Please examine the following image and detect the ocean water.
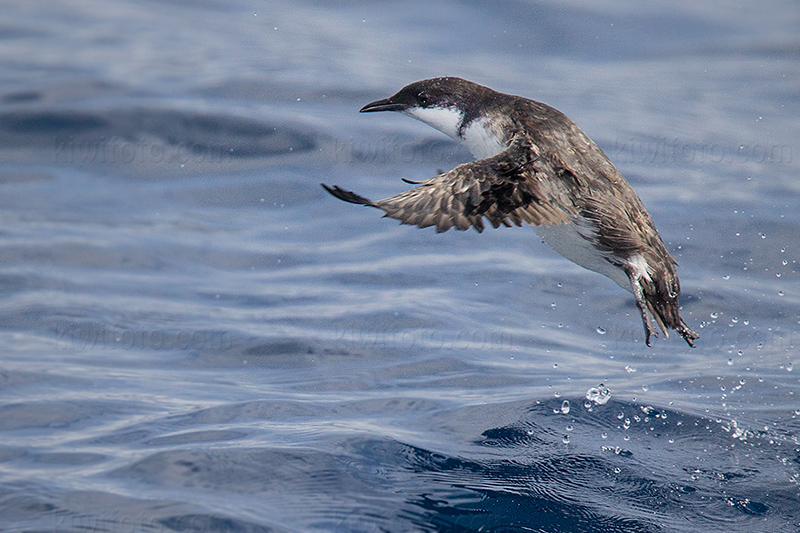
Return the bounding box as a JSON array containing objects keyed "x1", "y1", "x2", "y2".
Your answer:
[{"x1": 1, "y1": 1, "x2": 799, "y2": 531}]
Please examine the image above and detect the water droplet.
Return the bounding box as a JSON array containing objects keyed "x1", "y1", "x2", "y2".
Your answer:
[
  {"x1": 562, "y1": 435, "x2": 570, "y2": 444},
  {"x1": 550, "y1": 302, "x2": 557, "y2": 308},
  {"x1": 553, "y1": 363, "x2": 558, "y2": 369},
  {"x1": 788, "y1": 362, "x2": 794, "y2": 372},
  {"x1": 642, "y1": 384, "x2": 649, "y2": 392},
  {"x1": 566, "y1": 424, "x2": 573, "y2": 431},
  {"x1": 560, "y1": 400, "x2": 571, "y2": 414},
  {"x1": 778, "y1": 290, "x2": 785, "y2": 297},
  {"x1": 722, "y1": 275, "x2": 730, "y2": 280},
  {"x1": 727, "y1": 359, "x2": 733, "y2": 366},
  {"x1": 586, "y1": 385, "x2": 611, "y2": 405},
  {"x1": 710, "y1": 312, "x2": 719, "y2": 319},
  {"x1": 601, "y1": 432, "x2": 608, "y2": 439},
  {"x1": 625, "y1": 365, "x2": 637, "y2": 373},
  {"x1": 596, "y1": 327, "x2": 607, "y2": 335}
]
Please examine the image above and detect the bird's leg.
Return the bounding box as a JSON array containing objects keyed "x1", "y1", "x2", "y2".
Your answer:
[
  {"x1": 626, "y1": 271, "x2": 659, "y2": 347},
  {"x1": 676, "y1": 319, "x2": 699, "y2": 348}
]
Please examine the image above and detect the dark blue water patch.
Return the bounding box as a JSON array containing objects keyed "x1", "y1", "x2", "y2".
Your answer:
[
  {"x1": 243, "y1": 338, "x2": 319, "y2": 357},
  {"x1": 0, "y1": 108, "x2": 317, "y2": 160},
  {"x1": 339, "y1": 398, "x2": 798, "y2": 532},
  {"x1": 1, "y1": 110, "x2": 108, "y2": 135},
  {"x1": 1, "y1": 89, "x2": 42, "y2": 104}
]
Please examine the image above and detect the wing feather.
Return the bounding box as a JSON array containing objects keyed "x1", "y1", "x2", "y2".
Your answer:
[{"x1": 323, "y1": 137, "x2": 577, "y2": 234}]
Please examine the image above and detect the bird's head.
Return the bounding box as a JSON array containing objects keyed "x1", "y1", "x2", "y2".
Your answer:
[{"x1": 360, "y1": 77, "x2": 492, "y2": 140}]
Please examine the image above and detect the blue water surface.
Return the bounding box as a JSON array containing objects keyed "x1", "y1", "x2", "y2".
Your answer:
[{"x1": 1, "y1": 1, "x2": 799, "y2": 531}]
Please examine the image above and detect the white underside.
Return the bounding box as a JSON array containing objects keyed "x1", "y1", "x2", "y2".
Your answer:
[{"x1": 533, "y1": 222, "x2": 641, "y2": 292}]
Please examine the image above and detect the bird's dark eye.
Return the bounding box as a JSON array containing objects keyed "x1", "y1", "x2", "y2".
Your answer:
[{"x1": 418, "y1": 92, "x2": 429, "y2": 106}]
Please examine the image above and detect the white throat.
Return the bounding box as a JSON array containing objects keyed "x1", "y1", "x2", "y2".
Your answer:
[
  {"x1": 404, "y1": 107, "x2": 508, "y2": 160},
  {"x1": 403, "y1": 106, "x2": 463, "y2": 140}
]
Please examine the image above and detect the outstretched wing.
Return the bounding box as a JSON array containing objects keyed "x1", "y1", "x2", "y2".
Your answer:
[{"x1": 322, "y1": 138, "x2": 577, "y2": 233}]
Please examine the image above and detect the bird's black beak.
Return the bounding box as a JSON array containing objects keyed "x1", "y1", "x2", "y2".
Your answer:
[{"x1": 359, "y1": 97, "x2": 408, "y2": 113}]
